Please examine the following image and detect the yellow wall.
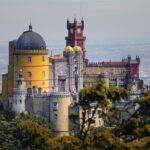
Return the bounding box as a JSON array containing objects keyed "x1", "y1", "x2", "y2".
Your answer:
[
  {"x1": 13, "y1": 50, "x2": 50, "y2": 92},
  {"x1": 1, "y1": 47, "x2": 51, "y2": 100}
]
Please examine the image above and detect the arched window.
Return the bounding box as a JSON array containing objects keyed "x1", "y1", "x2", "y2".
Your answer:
[
  {"x1": 54, "y1": 113, "x2": 58, "y2": 120},
  {"x1": 28, "y1": 72, "x2": 32, "y2": 77},
  {"x1": 15, "y1": 72, "x2": 19, "y2": 78},
  {"x1": 16, "y1": 55, "x2": 19, "y2": 64},
  {"x1": 42, "y1": 56, "x2": 45, "y2": 62},
  {"x1": 28, "y1": 56, "x2": 32, "y2": 63}
]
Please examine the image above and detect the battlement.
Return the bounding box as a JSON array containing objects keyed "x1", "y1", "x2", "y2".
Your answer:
[
  {"x1": 13, "y1": 49, "x2": 49, "y2": 55},
  {"x1": 9, "y1": 40, "x2": 17, "y2": 47},
  {"x1": 26, "y1": 87, "x2": 50, "y2": 97},
  {"x1": 87, "y1": 62, "x2": 103, "y2": 67},
  {"x1": 50, "y1": 91, "x2": 71, "y2": 98},
  {"x1": 87, "y1": 56, "x2": 140, "y2": 68},
  {"x1": 122, "y1": 55, "x2": 140, "y2": 65},
  {"x1": 67, "y1": 18, "x2": 84, "y2": 30}
]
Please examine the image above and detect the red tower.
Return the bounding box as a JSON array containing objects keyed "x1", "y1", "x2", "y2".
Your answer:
[{"x1": 65, "y1": 18, "x2": 86, "y2": 58}]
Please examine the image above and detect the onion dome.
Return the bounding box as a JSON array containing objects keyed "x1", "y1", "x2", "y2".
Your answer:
[
  {"x1": 16, "y1": 24, "x2": 46, "y2": 50},
  {"x1": 64, "y1": 46, "x2": 74, "y2": 53},
  {"x1": 73, "y1": 46, "x2": 82, "y2": 52}
]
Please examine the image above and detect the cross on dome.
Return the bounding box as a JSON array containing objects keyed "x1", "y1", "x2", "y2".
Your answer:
[{"x1": 29, "y1": 23, "x2": 32, "y2": 31}]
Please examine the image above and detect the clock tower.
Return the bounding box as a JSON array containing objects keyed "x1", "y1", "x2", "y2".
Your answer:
[{"x1": 65, "y1": 18, "x2": 86, "y2": 58}]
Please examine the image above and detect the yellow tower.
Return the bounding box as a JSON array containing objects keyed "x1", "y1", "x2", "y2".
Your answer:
[{"x1": 2, "y1": 24, "x2": 51, "y2": 99}]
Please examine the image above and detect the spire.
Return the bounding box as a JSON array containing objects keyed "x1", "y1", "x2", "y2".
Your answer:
[
  {"x1": 29, "y1": 21, "x2": 32, "y2": 31},
  {"x1": 74, "y1": 14, "x2": 77, "y2": 22},
  {"x1": 80, "y1": 6, "x2": 83, "y2": 19}
]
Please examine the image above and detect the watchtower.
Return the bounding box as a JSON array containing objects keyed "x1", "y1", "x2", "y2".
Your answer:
[{"x1": 65, "y1": 18, "x2": 86, "y2": 58}]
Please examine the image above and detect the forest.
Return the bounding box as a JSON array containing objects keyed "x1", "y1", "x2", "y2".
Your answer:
[{"x1": 0, "y1": 83, "x2": 150, "y2": 150}]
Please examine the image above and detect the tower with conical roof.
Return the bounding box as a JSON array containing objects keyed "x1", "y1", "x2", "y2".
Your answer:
[{"x1": 11, "y1": 72, "x2": 27, "y2": 114}]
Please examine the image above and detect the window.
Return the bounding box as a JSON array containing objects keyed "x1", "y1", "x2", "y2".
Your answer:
[
  {"x1": 28, "y1": 72, "x2": 32, "y2": 78},
  {"x1": 42, "y1": 56, "x2": 45, "y2": 62},
  {"x1": 53, "y1": 113, "x2": 58, "y2": 120},
  {"x1": 16, "y1": 55, "x2": 19, "y2": 64},
  {"x1": 52, "y1": 102, "x2": 58, "y2": 111},
  {"x1": 42, "y1": 71, "x2": 45, "y2": 78},
  {"x1": 15, "y1": 72, "x2": 19, "y2": 78},
  {"x1": 42, "y1": 81, "x2": 45, "y2": 85},
  {"x1": 28, "y1": 56, "x2": 32, "y2": 63},
  {"x1": 58, "y1": 79, "x2": 65, "y2": 92}
]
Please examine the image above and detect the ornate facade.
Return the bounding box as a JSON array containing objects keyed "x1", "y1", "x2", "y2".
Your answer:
[
  {"x1": 64, "y1": 18, "x2": 143, "y2": 91},
  {"x1": 84, "y1": 55, "x2": 143, "y2": 90},
  {"x1": 65, "y1": 18, "x2": 86, "y2": 59},
  {"x1": 52, "y1": 46, "x2": 83, "y2": 97},
  {"x1": 0, "y1": 18, "x2": 144, "y2": 136},
  {"x1": 2, "y1": 25, "x2": 50, "y2": 101}
]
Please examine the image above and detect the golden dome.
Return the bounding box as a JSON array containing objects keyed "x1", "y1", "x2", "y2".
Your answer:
[
  {"x1": 64, "y1": 46, "x2": 74, "y2": 53},
  {"x1": 73, "y1": 46, "x2": 82, "y2": 52}
]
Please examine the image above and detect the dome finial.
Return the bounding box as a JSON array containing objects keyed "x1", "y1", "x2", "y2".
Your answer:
[{"x1": 29, "y1": 21, "x2": 32, "y2": 31}]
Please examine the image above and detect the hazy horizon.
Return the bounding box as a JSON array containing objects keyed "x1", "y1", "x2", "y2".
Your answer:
[{"x1": 0, "y1": 0, "x2": 150, "y2": 45}]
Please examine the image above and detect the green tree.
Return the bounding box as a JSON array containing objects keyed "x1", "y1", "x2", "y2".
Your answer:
[
  {"x1": 11, "y1": 114, "x2": 54, "y2": 150},
  {"x1": 0, "y1": 113, "x2": 13, "y2": 149},
  {"x1": 78, "y1": 83, "x2": 127, "y2": 142}
]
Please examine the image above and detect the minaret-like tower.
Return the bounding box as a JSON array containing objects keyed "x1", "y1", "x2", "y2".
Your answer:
[
  {"x1": 10, "y1": 73, "x2": 27, "y2": 114},
  {"x1": 65, "y1": 18, "x2": 86, "y2": 58},
  {"x1": 63, "y1": 46, "x2": 83, "y2": 98}
]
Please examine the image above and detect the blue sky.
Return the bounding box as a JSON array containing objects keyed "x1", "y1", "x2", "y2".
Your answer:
[{"x1": 0, "y1": 0, "x2": 150, "y2": 46}]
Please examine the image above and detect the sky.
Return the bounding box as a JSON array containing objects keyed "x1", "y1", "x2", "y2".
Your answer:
[
  {"x1": 0, "y1": 0, "x2": 150, "y2": 46},
  {"x1": 0, "y1": 0, "x2": 150, "y2": 89}
]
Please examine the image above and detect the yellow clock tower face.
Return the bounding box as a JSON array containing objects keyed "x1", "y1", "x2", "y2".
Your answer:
[{"x1": 77, "y1": 28, "x2": 81, "y2": 34}]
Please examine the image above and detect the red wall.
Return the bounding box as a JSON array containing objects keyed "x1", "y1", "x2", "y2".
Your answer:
[{"x1": 130, "y1": 65, "x2": 139, "y2": 77}]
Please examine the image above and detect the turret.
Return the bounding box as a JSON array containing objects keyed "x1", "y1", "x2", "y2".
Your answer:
[
  {"x1": 127, "y1": 55, "x2": 131, "y2": 62},
  {"x1": 63, "y1": 46, "x2": 83, "y2": 94},
  {"x1": 10, "y1": 72, "x2": 27, "y2": 114},
  {"x1": 49, "y1": 92, "x2": 72, "y2": 136},
  {"x1": 81, "y1": 18, "x2": 84, "y2": 30},
  {"x1": 65, "y1": 18, "x2": 86, "y2": 58},
  {"x1": 136, "y1": 56, "x2": 140, "y2": 64}
]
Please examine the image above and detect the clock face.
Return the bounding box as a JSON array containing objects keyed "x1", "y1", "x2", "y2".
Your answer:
[
  {"x1": 70, "y1": 29, "x2": 74, "y2": 34},
  {"x1": 77, "y1": 28, "x2": 81, "y2": 34}
]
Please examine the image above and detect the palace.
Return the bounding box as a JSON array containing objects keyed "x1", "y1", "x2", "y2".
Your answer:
[{"x1": 0, "y1": 18, "x2": 144, "y2": 136}]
